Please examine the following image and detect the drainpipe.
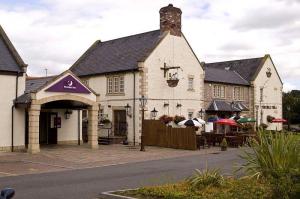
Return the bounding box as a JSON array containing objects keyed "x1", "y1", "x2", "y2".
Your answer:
[
  {"x1": 78, "y1": 110, "x2": 80, "y2": 145},
  {"x1": 11, "y1": 73, "x2": 19, "y2": 152},
  {"x1": 133, "y1": 72, "x2": 136, "y2": 146}
]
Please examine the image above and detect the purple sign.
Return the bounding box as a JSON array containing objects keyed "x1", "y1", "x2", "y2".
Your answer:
[{"x1": 46, "y1": 75, "x2": 91, "y2": 94}]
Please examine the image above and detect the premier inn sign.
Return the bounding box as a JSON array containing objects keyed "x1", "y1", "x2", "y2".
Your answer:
[{"x1": 46, "y1": 75, "x2": 91, "y2": 94}]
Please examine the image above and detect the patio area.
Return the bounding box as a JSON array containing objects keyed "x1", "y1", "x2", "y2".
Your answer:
[{"x1": 0, "y1": 144, "x2": 224, "y2": 177}]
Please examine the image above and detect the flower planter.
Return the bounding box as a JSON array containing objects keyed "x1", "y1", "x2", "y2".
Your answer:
[{"x1": 166, "y1": 79, "x2": 179, "y2": 87}]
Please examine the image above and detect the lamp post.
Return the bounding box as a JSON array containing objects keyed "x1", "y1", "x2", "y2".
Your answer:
[
  {"x1": 151, "y1": 108, "x2": 158, "y2": 120},
  {"x1": 287, "y1": 105, "x2": 291, "y2": 131},
  {"x1": 198, "y1": 108, "x2": 204, "y2": 119},
  {"x1": 255, "y1": 105, "x2": 259, "y2": 130},
  {"x1": 139, "y1": 95, "x2": 147, "y2": 152}
]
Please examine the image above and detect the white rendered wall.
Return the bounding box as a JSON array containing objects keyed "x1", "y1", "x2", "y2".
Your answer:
[
  {"x1": 0, "y1": 73, "x2": 26, "y2": 148},
  {"x1": 253, "y1": 57, "x2": 283, "y2": 130},
  {"x1": 52, "y1": 109, "x2": 82, "y2": 143},
  {"x1": 87, "y1": 72, "x2": 139, "y2": 143},
  {"x1": 85, "y1": 33, "x2": 205, "y2": 143},
  {"x1": 144, "y1": 33, "x2": 205, "y2": 120}
]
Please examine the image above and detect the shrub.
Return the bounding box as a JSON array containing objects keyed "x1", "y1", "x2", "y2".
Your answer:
[
  {"x1": 267, "y1": 115, "x2": 275, "y2": 123},
  {"x1": 239, "y1": 131, "x2": 300, "y2": 198},
  {"x1": 100, "y1": 118, "x2": 111, "y2": 124},
  {"x1": 122, "y1": 178, "x2": 273, "y2": 199},
  {"x1": 220, "y1": 138, "x2": 227, "y2": 151},
  {"x1": 242, "y1": 123, "x2": 253, "y2": 131},
  {"x1": 187, "y1": 168, "x2": 224, "y2": 189},
  {"x1": 159, "y1": 115, "x2": 173, "y2": 124},
  {"x1": 173, "y1": 115, "x2": 186, "y2": 124},
  {"x1": 259, "y1": 123, "x2": 268, "y2": 129}
]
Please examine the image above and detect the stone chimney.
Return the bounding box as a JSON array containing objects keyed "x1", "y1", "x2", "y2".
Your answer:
[{"x1": 159, "y1": 4, "x2": 182, "y2": 36}]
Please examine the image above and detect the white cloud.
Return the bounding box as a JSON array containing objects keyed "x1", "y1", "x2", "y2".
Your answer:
[{"x1": 0, "y1": 0, "x2": 299, "y2": 90}]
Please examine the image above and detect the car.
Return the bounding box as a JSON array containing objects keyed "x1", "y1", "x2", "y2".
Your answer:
[{"x1": 0, "y1": 188, "x2": 15, "y2": 199}]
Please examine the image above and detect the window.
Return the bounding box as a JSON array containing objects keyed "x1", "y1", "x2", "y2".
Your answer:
[
  {"x1": 233, "y1": 87, "x2": 244, "y2": 100},
  {"x1": 188, "y1": 77, "x2": 194, "y2": 90},
  {"x1": 213, "y1": 85, "x2": 225, "y2": 98},
  {"x1": 108, "y1": 78, "x2": 113, "y2": 93},
  {"x1": 119, "y1": 76, "x2": 124, "y2": 93},
  {"x1": 107, "y1": 75, "x2": 125, "y2": 94},
  {"x1": 188, "y1": 112, "x2": 193, "y2": 119},
  {"x1": 260, "y1": 88, "x2": 264, "y2": 102},
  {"x1": 82, "y1": 79, "x2": 89, "y2": 86},
  {"x1": 114, "y1": 77, "x2": 119, "y2": 93}
]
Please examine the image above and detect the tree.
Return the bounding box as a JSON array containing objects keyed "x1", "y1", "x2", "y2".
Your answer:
[{"x1": 283, "y1": 90, "x2": 300, "y2": 129}]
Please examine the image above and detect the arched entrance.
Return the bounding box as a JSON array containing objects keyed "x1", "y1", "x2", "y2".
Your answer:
[
  {"x1": 27, "y1": 95, "x2": 99, "y2": 153},
  {"x1": 15, "y1": 71, "x2": 100, "y2": 153}
]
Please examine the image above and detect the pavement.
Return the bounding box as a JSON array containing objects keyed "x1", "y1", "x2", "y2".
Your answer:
[
  {"x1": 0, "y1": 144, "x2": 222, "y2": 177},
  {"x1": 0, "y1": 147, "x2": 243, "y2": 199}
]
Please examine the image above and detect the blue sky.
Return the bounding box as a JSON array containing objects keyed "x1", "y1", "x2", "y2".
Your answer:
[{"x1": 0, "y1": 0, "x2": 299, "y2": 91}]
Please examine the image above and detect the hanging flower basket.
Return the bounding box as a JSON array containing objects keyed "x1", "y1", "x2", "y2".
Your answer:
[{"x1": 167, "y1": 79, "x2": 179, "y2": 87}]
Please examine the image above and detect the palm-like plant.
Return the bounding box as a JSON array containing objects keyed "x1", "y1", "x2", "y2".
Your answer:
[
  {"x1": 240, "y1": 131, "x2": 299, "y2": 179},
  {"x1": 239, "y1": 131, "x2": 300, "y2": 198},
  {"x1": 187, "y1": 168, "x2": 224, "y2": 189}
]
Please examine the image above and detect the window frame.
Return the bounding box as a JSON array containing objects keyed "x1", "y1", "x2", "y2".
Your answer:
[
  {"x1": 213, "y1": 84, "x2": 226, "y2": 99},
  {"x1": 233, "y1": 86, "x2": 244, "y2": 101},
  {"x1": 107, "y1": 75, "x2": 125, "y2": 95},
  {"x1": 188, "y1": 76, "x2": 194, "y2": 91}
]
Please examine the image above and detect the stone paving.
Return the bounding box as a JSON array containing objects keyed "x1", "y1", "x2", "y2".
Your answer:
[{"x1": 0, "y1": 144, "x2": 224, "y2": 177}]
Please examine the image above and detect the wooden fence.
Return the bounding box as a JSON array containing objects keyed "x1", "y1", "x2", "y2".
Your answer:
[{"x1": 143, "y1": 120, "x2": 197, "y2": 150}]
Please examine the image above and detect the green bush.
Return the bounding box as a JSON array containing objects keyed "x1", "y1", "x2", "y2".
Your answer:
[
  {"x1": 122, "y1": 178, "x2": 272, "y2": 199},
  {"x1": 239, "y1": 130, "x2": 300, "y2": 198},
  {"x1": 187, "y1": 168, "x2": 224, "y2": 190}
]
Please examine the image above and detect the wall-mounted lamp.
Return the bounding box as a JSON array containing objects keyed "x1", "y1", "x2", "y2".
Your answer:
[
  {"x1": 163, "y1": 102, "x2": 169, "y2": 107},
  {"x1": 151, "y1": 108, "x2": 158, "y2": 120},
  {"x1": 198, "y1": 108, "x2": 205, "y2": 119},
  {"x1": 176, "y1": 103, "x2": 182, "y2": 108},
  {"x1": 124, "y1": 103, "x2": 132, "y2": 118},
  {"x1": 65, "y1": 109, "x2": 73, "y2": 119}
]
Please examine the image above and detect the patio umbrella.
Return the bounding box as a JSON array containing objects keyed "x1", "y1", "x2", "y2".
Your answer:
[
  {"x1": 272, "y1": 118, "x2": 287, "y2": 131},
  {"x1": 193, "y1": 118, "x2": 206, "y2": 124},
  {"x1": 207, "y1": 117, "x2": 219, "y2": 122},
  {"x1": 272, "y1": 118, "x2": 287, "y2": 123},
  {"x1": 230, "y1": 115, "x2": 243, "y2": 121},
  {"x1": 215, "y1": 119, "x2": 237, "y2": 135},
  {"x1": 237, "y1": 117, "x2": 256, "y2": 123},
  {"x1": 215, "y1": 119, "x2": 237, "y2": 126},
  {"x1": 178, "y1": 119, "x2": 202, "y2": 127}
]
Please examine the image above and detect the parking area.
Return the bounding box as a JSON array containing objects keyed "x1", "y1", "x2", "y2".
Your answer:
[{"x1": 0, "y1": 144, "x2": 223, "y2": 177}]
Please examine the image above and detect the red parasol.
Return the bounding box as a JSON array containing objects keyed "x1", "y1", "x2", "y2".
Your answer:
[
  {"x1": 272, "y1": 118, "x2": 287, "y2": 123},
  {"x1": 215, "y1": 119, "x2": 237, "y2": 126}
]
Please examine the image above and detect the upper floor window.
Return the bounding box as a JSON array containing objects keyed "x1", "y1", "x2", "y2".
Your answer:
[
  {"x1": 260, "y1": 88, "x2": 264, "y2": 102},
  {"x1": 188, "y1": 77, "x2": 194, "y2": 90},
  {"x1": 213, "y1": 85, "x2": 225, "y2": 98},
  {"x1": 82, "y1": 79, "x2": 89, "y2": 86},
  {"x1": 107, "y1": 75, "x2": 125, "y2": 94},
  {"x1": 233, "y1": 87, "x2": 244, "y2": 100}
]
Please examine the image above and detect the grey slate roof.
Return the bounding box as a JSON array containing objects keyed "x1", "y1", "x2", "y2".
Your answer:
[
  {"x1": 25, "y1": 76, "x2": 55, "y2": 93},
  {"x1": 0, "y1": 25, "x2": 26, "y2": 73},
  {"x1": 70, "y1": 30, "x2": 164, "y2": 76},
  {"x1": 206, "y1": 100, "x2": 248, "y2": 112},
  {"x1": 204, "y1": 67, "x2": 249, "y2": 85},
  {"x1": 15, "y1": 76, "x2": 55, "y2": 104},
  {"x1": 204, "y1": 57, "x2": 265, "y2": 83}
]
